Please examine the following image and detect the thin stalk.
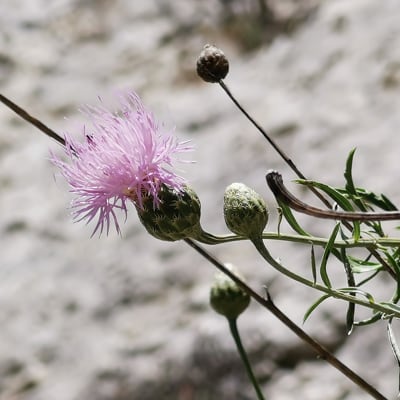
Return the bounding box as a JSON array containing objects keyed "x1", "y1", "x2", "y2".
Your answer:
[
  {"x1": 0, "y1": 93, "x2": 65, "y2": 146},
  {"x1": 196, "y1": 230, "x2": 400, "y2": 249},
  {"x1": 218, "y1": 80, "x2": 330, "y2": 208},
  {"x1": 250, "y1": 237, "x2": 400, "y2": 318},
  {"x1": 184, "y1": 238, "x2": 387, "y2": 400},
  {"x1": 228, "y1": 318, "x2": 265, "y2": 400}
]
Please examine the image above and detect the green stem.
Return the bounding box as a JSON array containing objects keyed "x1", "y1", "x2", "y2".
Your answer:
[
  {"x1": 228, "y1": 318, "x2": 266, "y2": 400},
  {"x1": 196, "y1": 229, "x2": 400, "y2": 249},
  {"x1": 251, "y1": 237, "x2": 400, "y2": 319}
]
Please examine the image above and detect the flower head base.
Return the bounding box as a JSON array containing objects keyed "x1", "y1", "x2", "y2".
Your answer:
[
  {"x1": 135, "y1": 184, "x2": 202, "y2": 241},
  {"x1": 51, "y1": 91, "x2": 192, "y2": 235}
]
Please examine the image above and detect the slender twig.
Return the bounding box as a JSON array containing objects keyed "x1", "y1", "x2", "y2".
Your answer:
[
  {"x1": 218, "y1": 80, "x2": 331, "y2": 208},
  {"x1": 0, "y1": 93, "x2": 65, "y2": 146},
  {"x1": 228, "y1": 318, "x2": 266, "y2": 400},
  {"x1": 184, "y1": 238, "x2": 388, "y2": 400}
]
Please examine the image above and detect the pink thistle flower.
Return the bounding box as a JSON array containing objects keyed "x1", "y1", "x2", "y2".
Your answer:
[{"x1": 51, "y1": 91, "x2": 192, "y2": 236}]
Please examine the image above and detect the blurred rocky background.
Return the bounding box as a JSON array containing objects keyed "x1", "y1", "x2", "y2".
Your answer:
[{"x1": 1, "y1": 0, "x2": 400, "y2": 399}]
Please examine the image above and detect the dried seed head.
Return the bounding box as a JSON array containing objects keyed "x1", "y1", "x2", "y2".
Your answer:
[{"x1": 196, "y1": 44, "x2": 229, "y2": 83}]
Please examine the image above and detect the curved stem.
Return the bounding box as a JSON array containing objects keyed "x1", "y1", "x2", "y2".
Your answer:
[
  {"x1": 251, "y1": 237, "x2": 400, "y2": 318},
  {"x1": 184, "y1": 238, "x2": 387, "y2": 400},
  {"x1": 228, "y1": 318, "x2": 266, "y2": 400},
  {"x1": 267, "y1": 170, "x2": 400, "y2": 221}
]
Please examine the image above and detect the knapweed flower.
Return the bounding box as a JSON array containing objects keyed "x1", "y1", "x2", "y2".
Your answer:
[{"x1": 51, "y1": 91, "x2": 192, "y2": 236}]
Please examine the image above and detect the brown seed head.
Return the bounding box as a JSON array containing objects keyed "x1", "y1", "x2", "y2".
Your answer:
[{"x1": 196, "y1": 44, "x2": 229, "y2": 83}]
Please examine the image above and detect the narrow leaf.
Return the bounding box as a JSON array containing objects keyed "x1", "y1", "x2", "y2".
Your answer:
[
  {"x1": 354, "y1": 313, "x2": 382, "y2": 327},
  {"x1": 387, "y1": 319, "x2": 400, "y2": 395},
  {"x1": 296, "y1": 179, "x2": 355, "y2": 212},
  {"x1": 278, "y1": 201, "x2": 310, "y2": 237},
  {"x1": 341, "y1": 188, "x2": 399, "y2": 211},
  {"x1": 343, "y1": 148, "x2": 372, "y2": 213},
  {"x1": 303, "y1": 294, "x2": 330, "y2": 323},
  {"x1": 311, "y1": 245, "x2": 317, "y2": 284},
  {"x1": 386, "y1": 252, "x2": 400, "y2": 294},
  {"x1": 346, "y1": 255, "x2": 382, "y2": 273},
  {"x1": 380, "y1": 302, "x2": 400, "y2": 314},
  {"x1": 381, "y1": 193, "x2": 398, "y2": 211},
  {"x1": 344, "y1": 148, "x2": 357, "y2": 196},
  {"x1": 338, "y1": 287, "x2": 375, "y2": 303},
  {"x1": 342, "y1": 248, "x2": 355, "y2": 335},
  {"x1": 352, "y1": 220, "x2": 361, "y2": 242},
  {"x1": 320, "y1": 223, "x2": 341, "y2": 288}
]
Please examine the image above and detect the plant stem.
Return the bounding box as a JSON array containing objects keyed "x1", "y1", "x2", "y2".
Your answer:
[
  {"x1": 184, "y1": 238, "x2": 387, "y2": 400},
  {"x1": 0, "y1": 93, "x2": 65, "y2": 146},
  {"x1": 251, "y1": 237, "x2": 399, "y2": 318},
  {"x1": 197, "y1": 230, "x2": 400, "y2": 249},
  {"x1": 228, "y1": 318, "x2": 266, "y2": 400},
  {"x1": 218, "y1": 80, "x2": 331, "y2": 208}
]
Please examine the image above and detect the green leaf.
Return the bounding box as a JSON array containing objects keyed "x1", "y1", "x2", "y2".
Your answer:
[
  {"x1": 343, "y1": 148, "x2": 373, "y2": 214},
  {"x1": 303, "y1": 294, "x2": 330, "y2": 323},
  {"x1": 352, "y1": 220, "x2": 361, "y2": 242},
  {"x1": 385, "y1": 252, "x2": 400, "y2": 293},
  {"x1": 295, "y1": 179, "x2": 361, "y2": 241},
  {"x1": 277, "y1": 201, "x2": 310, "y2": 237},
  {"x1": 344, "y1": 188, "x2": 399, "y2": 211},
  {"x1": 295, "y1": 179, "x2": 355, "y2": 212},
  {"x1": 346, "y1": 299, "x2": 355, "y2": 335},
  {"x1": 320, "y1": 223, "x2": 340, "y2": 288},
  {"x1": 311, "y1": 245, "x2": 316, "y2": 285},
  {"x1": 342, "y1": 249, "x2": 355, "y2": 335},
  {"x1": 338, "y1": 287, "x2": 375, "y2": 303},
  {"x1": 344, "y1": 148, "x2": 358, "y2": 196},
  {"x1": 381, "y1": 193, "x2": 398, "y2": 211},
  {"x1": 346, "y1": 255, "x2": 382, "y2": 273},
  {"x1": 387, "y1": 318, "x2": 400, "y2": 395},
  {"x1": 354, "y1": 313, "x2": 382, "y2": 326},
  {"x1": 357, "y1": 269, "x2": 380, "y2": 286},
  {"x1": 380, "y1": 302, "x2": 400, "y2": 314}
]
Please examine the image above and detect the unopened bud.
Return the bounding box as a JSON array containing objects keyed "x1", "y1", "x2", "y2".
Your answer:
[
  {"x1": 136, "y1": 184, "x2": 202, "y2": 241},
  {"x1": 196, "y1": 44, "x2": 229, "y2": 83},
  {"x1": 224, "y1": 183, "x2": 268, "y2": 239},
  {"x1": 210, "y1": 263, "x2": 250, "y2": 320}
]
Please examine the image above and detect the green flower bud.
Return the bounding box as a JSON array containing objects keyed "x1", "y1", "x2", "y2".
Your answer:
[
  {"x1": 136, "y1": 184, "x2": 203, "y2": 241},
  {"x1": 210, "y1": 263, "x2": 250, "y2": 320},
  {"x1": 224, "y1": 183, "x2": 268, "y2": 239}
]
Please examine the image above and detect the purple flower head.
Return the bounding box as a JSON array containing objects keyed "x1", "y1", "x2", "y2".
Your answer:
[{"x1": 51, "y1": 91, "x2": 192, "y2": 236}]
